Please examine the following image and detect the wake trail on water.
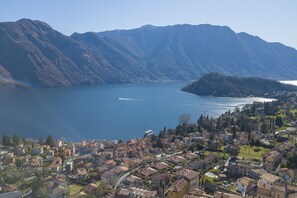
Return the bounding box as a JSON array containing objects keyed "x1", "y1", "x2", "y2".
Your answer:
[{"x1": 117, "y1": 97, "x2": 142, "y2": 101}]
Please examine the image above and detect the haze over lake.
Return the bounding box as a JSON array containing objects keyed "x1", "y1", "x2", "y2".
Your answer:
[{"x1": 0, "y1": 82, "x2": 273, "y2": 141}]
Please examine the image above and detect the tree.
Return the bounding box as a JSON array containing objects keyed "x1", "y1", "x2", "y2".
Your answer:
[
  {"x1": 45, "y1": 135, "x2": 55, "y2": 147},
  {"x1": 275, "y1": 116, "x2": 283, "y2": 128},
  {"x1": 197, "y1": 114, "x2": 204, "y2": 127},
  {"x1": 88, "y1": 182, "x2": 110, "y2": 197},
  {"x1": 16, "y1": 158, "x2": 22, "y2": 168},
  {"x1": 2, "y1": 135, "x2": 10, "y2": 146},
  {"x1": 255, "y1": 139, "x2": 261, "y2": 147},
  {"x1": 31, "y1": 173, "x2": 46, "y2": 197},
  {"x1": 12, "y1": 134, "x2": 20, "y2": 145},
  {"x1": 228, "y1": 146, "x2": 240, "y2": 157},
  {"x1": 260, "y1": 122, "x2": 268, "y2": 133},
  {"x1": 179, "y1": 114, "x2": 190, "y2": 126},
  {"x1": 231, "y1": 118, "x2": 236, "y2": 140}
]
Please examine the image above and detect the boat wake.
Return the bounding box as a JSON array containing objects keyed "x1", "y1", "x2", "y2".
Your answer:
[{"x1": 117, "y1": 97, "x2": 140, "y2": 101}]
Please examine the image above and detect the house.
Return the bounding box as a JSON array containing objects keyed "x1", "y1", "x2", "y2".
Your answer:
[
  {"x1": 102, "y1": 171, "x2": 117, "y2": 185},
  {"x1": 151, "y1": 161, "x2": 169, "y2": 171},
  {"x1": 236, "y1": 177, "x2": 257, "y2": 195},
  {"x1": 84, "y1": 183, "x2": 97, "y2": 193},
  {"x1": 151, "y1": 173, "x2": 171, "y2": 194},
  {"x1": 30, "y1": 157, "x2": 43, "y2": 167},
  {"x1": 122, "y1": 158, "x2": 141, "y2": 169},
  {"x1": 245, "y1": 183, "x2": 297, "y2": 198},
  {"x1": 250, "y1": 168, "x2": 267, "y2": 179},
  {"x1": 75, "y1": 168, "x2": 88, "y2": 181},
  {"x1": 0, "y1": 191, "x2": 22, "y2": 198},
  {"x1": 32, "y1": 147, "x2": 43, "y2": 155},
  {"x1": 48, "y1": 157, "x2": 63, "y2": 173},
  {"x1": 65, "y1": 161, "x2": 74, "y2": 172},
  {"x1": 168, "y1": 155, "x2": 186, "y2": 165},
  {"x1": 124, "y1": 175, "x2": 143, "y2": 187},
  {"x1": 278, "y1": 168, "x2": 295, "y2": 183},
  {"x1": 3, "y1": 153, "x2": 15, "y2": 165},
  {"x1": 72, "y1": 191, "x2": 87, "y2": 198},
  {"x1": 105, "y1": 160, "x2": 117, "y2": 169},
  {"x1": 129, "y1": 187, "x2": 157, "y2": 198},
  {"x1": 167, "y1": 178, "x2": 190, "y2": 198},
  {"x1": 184, "y1": 137, "x2": 192, "y2": 144},
  {"x1": 48, "y1": 186, "x2": 65, "y2": 198},
  {"x1": 224, "y1": 133, "x2": 233, "y2": 143},
  {"x1": 1, "y1": 184, "x2": 16, "y2": 192},
  {"x1": 214, "y1": 191, "x2": 241, "y2": 198},
  {"x1": 183, "y1": 152, "x2": 199, "y2": 160},
  {"x1": 138, "y1": 167, "x2": 157, "y2": 177},
  {"x1": 115, "y1": 188, "x2": 129, "y2": 198},
  {"x1": 15, "y1": 147, "x2": 25, "y2": 156},
  {"x1": 263, "y1": 150, "x2": 282, "y2": 172},
  {"x1": 96, "y1": 166, "x2": 108, "y2": 177},
  {"x1": 176, "y1": 168, "x2": 199, "y2": 189},
  {"x1": 56, "y1": 140, "x2": 63, "y2": 147},
  {"x1": 258, "y1": 172, "x2": 281, "y2": 190},
  {"x1": 227, "y1": 161, "x2": 256, "y2": 178}
]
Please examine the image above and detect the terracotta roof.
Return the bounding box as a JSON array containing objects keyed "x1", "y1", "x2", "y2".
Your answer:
[
  {"x1": 139, "y1": 167, "x2": 157, "y2": 177},
  {"x1": 214, "y1": 191, "x2": 241, "y2": 198},
  {"x1": 260, "y1": 172, "x2": 280, "y2": 183},
  {"x1": 251, "y1": 168, "x2": 267, "y2": 175},
  {"x1": 151, "y1": 172, "x2": 170, "y2": 182},
  {"x1": 126, "y1": 175, "x2": 143, "y2": 183},
  {"x1": 168, "y1": 178, "x2": 189, "y2": 192},
  {"x1": 116, "y1": 188, "x2": 129, "y2": 196},
  {"x1": 168, "y1": 155, "x2": 186, "y2": 164},
  {"x1": 176, "y1": 168, "x2": 199, "y2": 181},
  {"x1": 237, "y1": 177, "x2": 257, "y2": 187},
  {"x1": 279, "y1": 168, "x2": 295, "y2": 177},
  {"x1": 152, "y1": 161, "x2": 169, "y2": 170},
  {"x1": 184, "y1": 152, "x2": 199, "y2": 160},
  {"x1": 265, "y1": 150, "x2": 281, "y2": 162}
]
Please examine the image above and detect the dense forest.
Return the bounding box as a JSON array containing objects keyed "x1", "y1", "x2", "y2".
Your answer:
[{"x1": 182, "y1": 73, "x2": 297, "y2": 97}]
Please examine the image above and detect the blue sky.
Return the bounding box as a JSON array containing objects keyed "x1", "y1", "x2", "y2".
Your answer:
[{"x1": 1, "y1": 0, "x2": 297, "y2": 48}]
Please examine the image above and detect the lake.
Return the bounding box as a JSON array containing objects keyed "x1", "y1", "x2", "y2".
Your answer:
[{"x1": 0, "y1": 82, "x2": 273, "y2": 141}]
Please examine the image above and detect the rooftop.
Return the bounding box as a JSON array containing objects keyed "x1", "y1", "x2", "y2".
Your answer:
[{"x1": 168, "y1": 178, "x2": 189, "y2": 192}]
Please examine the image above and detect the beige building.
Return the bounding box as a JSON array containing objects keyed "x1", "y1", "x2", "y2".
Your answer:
[
  {"x1": 167, "y1": 178, "x2": 190, "y2": 198},
  {"x1": 176, "y1": 168, "x2": 199, "y2": 189}
]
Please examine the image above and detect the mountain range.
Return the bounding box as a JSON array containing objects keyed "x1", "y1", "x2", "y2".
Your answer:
[{"x1": 0, "y1": 19, "x2": 297, "y2": 87}]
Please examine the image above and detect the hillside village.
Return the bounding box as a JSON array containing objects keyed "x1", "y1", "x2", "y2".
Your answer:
[{"x1": 2, "y1": 93, "x2": 297, "y2": 197}]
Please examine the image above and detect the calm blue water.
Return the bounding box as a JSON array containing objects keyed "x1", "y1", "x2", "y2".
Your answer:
[{"x1": 0, "y1": 82, "x2": 272, "y2": 141}]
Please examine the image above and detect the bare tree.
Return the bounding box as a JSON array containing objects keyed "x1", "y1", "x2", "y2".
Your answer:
[{"x1": 179, "y1": 114, "x2": 190, "y2": 126}]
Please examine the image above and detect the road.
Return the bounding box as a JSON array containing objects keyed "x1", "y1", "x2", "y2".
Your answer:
[{"x1": 114, "y1": 171, "x2": 131, "y2": 190}]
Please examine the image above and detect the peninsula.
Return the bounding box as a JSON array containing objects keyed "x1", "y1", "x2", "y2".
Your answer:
[{"x1": 182, "y1": 73, "x2": 297, "y2": 98}]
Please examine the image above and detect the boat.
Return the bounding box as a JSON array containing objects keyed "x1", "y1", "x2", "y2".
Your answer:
[{"x1": 144, "y1": 130, "x2": 154, "y2": 137}]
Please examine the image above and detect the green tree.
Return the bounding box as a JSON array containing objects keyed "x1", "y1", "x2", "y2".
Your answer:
[
  {"x1": 2, "y1": 134, "x2": 11, "y2": 146},
  {"x1": 260, "y1": 122, "x2": 268, "y2": 133},
  {"x1": 31, "y1": 173, "x2": 46, "y2": 197},
  {"x1": 12, "y1": 134, "x2": 20, "y2": 145},
  {"x1": 231, "y1": 118, "x2": 236, "y2": 140},
  {"x1": 45, "y1": 135, "x2": 55, "y2": 147},
  {"x1": 92, "y1": 182, "x2": 110, "y2": 197},
  {"x1": 16, "y1": 158, "x2": 22, "y2": 168},
  {"x1": 275, "y1": 116, "x2": 283, "y2": 128}
]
